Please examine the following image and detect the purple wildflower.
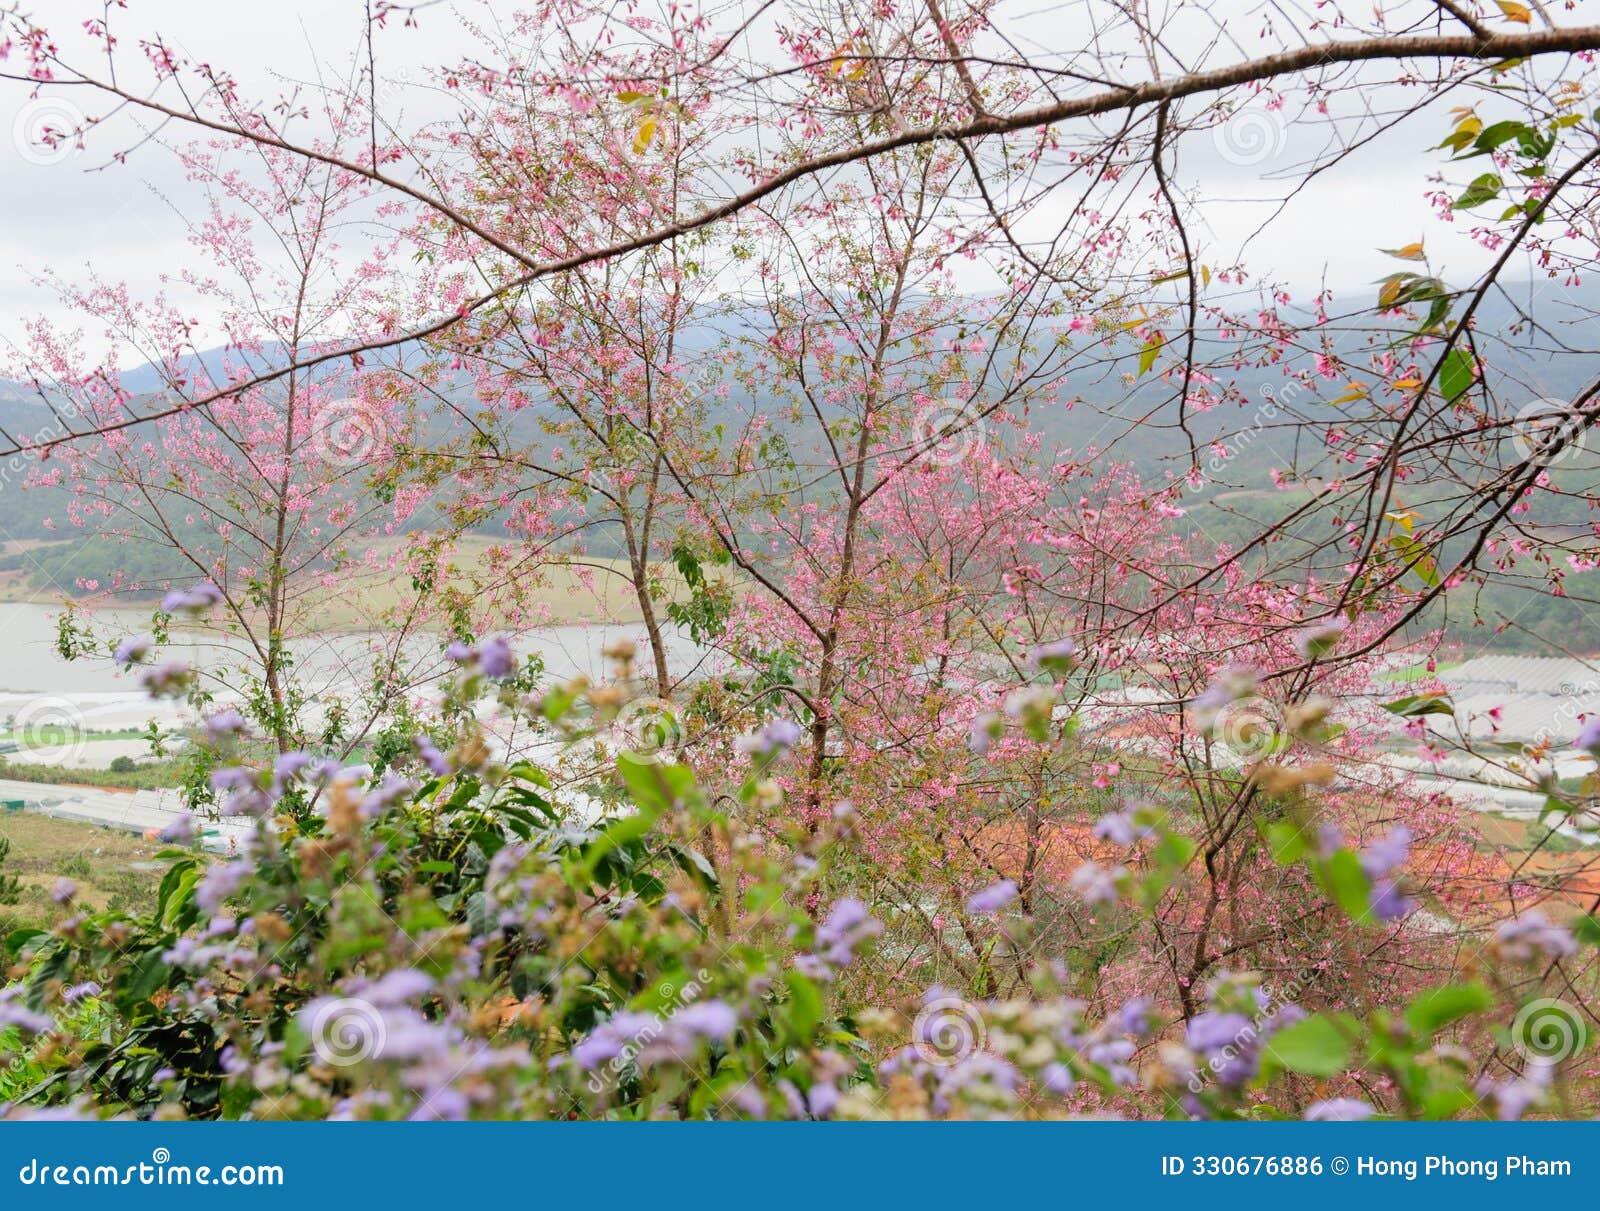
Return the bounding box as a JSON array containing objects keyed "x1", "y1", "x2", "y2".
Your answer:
[
  {"x1": 416, "y1": 736, "x2": 451, "y2": 777},
  {"x1": 966, "y1": 878, "x2": 1018, "y2": 915},
  {"x1": 1305, "y1": 1098, "x2": 1374, "y2": 1121},
  {"x1": 1067, "y1": 861, "x2": 1125, "y2": 905},
  {"x1": 1294, "y1": 617, "x2": 1347, "y2": 659},
  {"x1": 806, "y1": 1082, "x2": 839, "y2": 1119},
  {"x1": 478, "y1": 636, "x2": 516, "y2": 679},
  {"x1": 51, "y1": 877, "x2": 76, "y2": 905},
  {"x1": 570, "y1": 1011, "x2": 658, "y2": 1070},
  {"x1": 0, "y1": 999, "x2": 53, "y2": 1035},
  {"x1": 360, "y1": 773, "x2": 413, "y2": 820},
  {"x1": 810, "y1": 896, "x2": 883, "y2": 970},
  {"x1": 1026, "y1": 638, "x2": 1077, "y2": 672},
  {"x1": 1576, "y1": 716, "x2": 1600, "y2": 753},
  {"x1": 1192, "y1": 666, "x2": 1260, "y2": 722},
  {"x1": 205, "y1": 708, "x2": 247, "y2": 738},
  {"x1": 1041, "y1": 1061, "x2": 1075, "y2": 1094},
  {"x1": 1359, "y1": 824, "x2": 1412, "y2": 879},
  {"x1": 1094, "y1": 809, "x2": 1154, "y2": 847},
  {"x1": 736, "y1": 718, "x2": 804, "y2": 757},
  {"x1": 161, "y1": 582, "x2": 224, "y2": 612},
  {"x1": 274, "y1": 751, "x2": 314, "y2": 783},
  {"x1": 158, "y1": 812, "x2": 198, "y2": 844},
  {"x1": 1369, "y1": 879, "x2": 1414, "y2": 922},
  {"x1": 195, "y1": 857, "x2": 253, "y2": 913},
  {"x1": 1315, "y1": 821, "x2": 1344, "y2": 857},
  {"x1": 113, "y1": 635, "x2": 152, "y2": 666},
  {"x1": 140, "y1": 660, "x2": 195, "y2": 698},
  {"x1": 1476, "y1": 1060, "x2": 1553, "y2": 1121},
  {"x1": 672, "y1": 1000, "x2": 739, "y2": 1041},
  {"x1": 1115, "y1": 996, "x2": 1152, "y2": 1036},
  {"x1": 1186, "y1": 1011, "x2": 1256, "y2": 1087},
  {"x1": 362, "y1": 969, "x2": 435, "y2": 1005},
  {"x1": 967, "y1": 711, "x2": 1002, "y2": 756},
  {"x1": 1494, "y1": 911, "x2": 1577, "y2": 962}
]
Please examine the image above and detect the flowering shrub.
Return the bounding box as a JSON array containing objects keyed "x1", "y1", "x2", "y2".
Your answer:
[{"x1": 2, "y1": 652, "x2": 1593, "y2": 1122}]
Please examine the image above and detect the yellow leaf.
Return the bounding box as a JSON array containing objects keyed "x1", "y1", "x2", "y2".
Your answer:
[
  {"x1": 632, "y1": 116, "x2": 658, "y2": 155},
  {"x1": 1326, "y1": 383, "x2": 1370, "y2": 406},
  {"x1": 1455, "y1": 114, "x2": 1482, "y2": 138},
  {"x1": 1382, "y1": 242, "x2": 1426, "y2": 261},
  {"x1": 1201, "y1": 264, "x2": 1212, "y2": 287},
  {"x1": 1496, "y1": 0, "x2": 1532, "y2": 23},
  {"x1": 1391, "y1": 377, "x2": 1422, "y2": 390}
]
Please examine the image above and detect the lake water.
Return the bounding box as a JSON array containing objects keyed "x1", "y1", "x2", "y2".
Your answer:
[{"x1": 0, "y1": 601, "x2": 710, "y2": 734}]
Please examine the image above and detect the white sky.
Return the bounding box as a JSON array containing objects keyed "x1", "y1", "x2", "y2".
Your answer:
[{"x1": 0, "y1": 0, "x2": 1586, "y2": 362}]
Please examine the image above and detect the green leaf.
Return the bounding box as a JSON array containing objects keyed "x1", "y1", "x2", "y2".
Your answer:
[
  {"x1": 1573, "y1": 915, "x2": 1600, "y2": 947},
  {"x1": 120, "y1": 947, "x2": 171, "y2": 1006},
  {"x1": 1264, "y1": 821, "x2": 1308, "y2": 865},
  {"x1": 4, "y1": 927, "x2": 46, "y2": 956},
  {"x1": 1137, "y1": 334, "x2": 1162, "y2": 377},
  {"x1": 155, "y1": 858, "x2": 203, "y2": 930},
  {"x1": 617, "y1": 752, "x2": 696, "y2": 814},
  {"x1": 784, "y1": 970, "x2": 824, "y2": 1040},
  {"x1": 1438, "y1": 348, "x2": 1475, "y2": 403},
  {"x1": 1153, "y1": 831, "x2": 1197, "y2": 870},
  {"x1": 1379, "y1": 692, "x2": 1455, "y2": 719},
  {"x1": 1467, "y1": 120, "x2": 1532, "y2": 157},
  {"x1": 1267, "y1": 1014, "x2": 1352, "y2": 1076},
  {"x1": 1320, "y1": 849, "x2": 1372, "y2": 922},
  {"x1": 1454, "y1": 173, "x2": 1503, "y2": 210},
  {"x1": 1405, "y1": 982, "x2": 1493, "y2": 1037}
]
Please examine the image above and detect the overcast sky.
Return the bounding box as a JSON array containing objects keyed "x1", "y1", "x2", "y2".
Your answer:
[{"x1": 0, "y1": 0, "x2": 1576, "y2": 365}]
